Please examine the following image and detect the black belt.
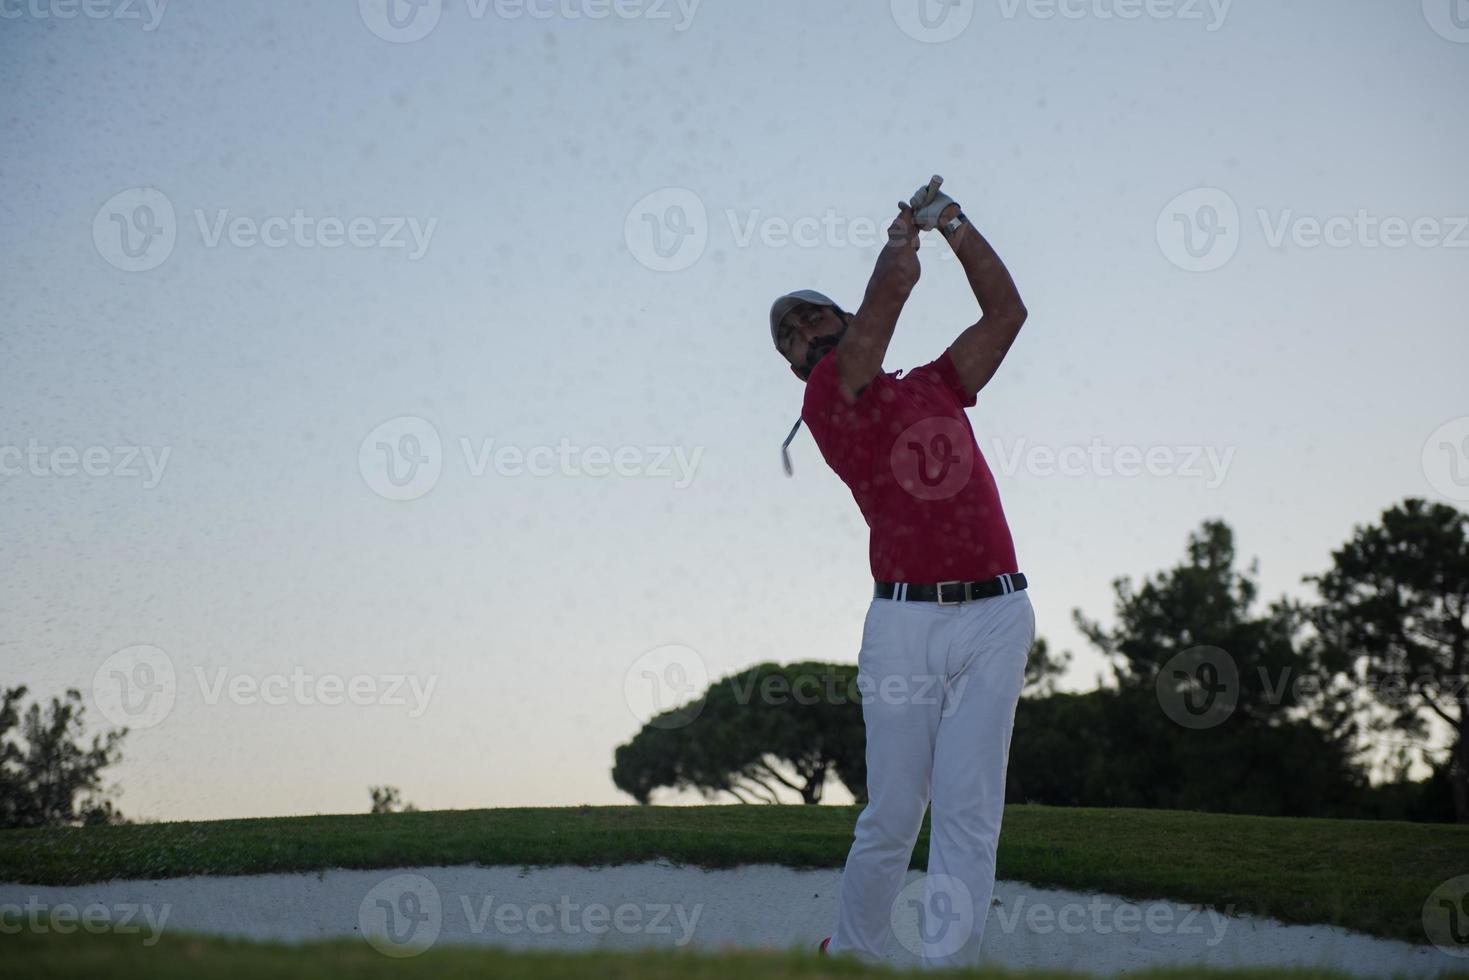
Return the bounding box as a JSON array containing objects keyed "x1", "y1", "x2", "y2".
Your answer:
[{"x1": 874, "y1": 573, "x2": 1027, "y2": 605}]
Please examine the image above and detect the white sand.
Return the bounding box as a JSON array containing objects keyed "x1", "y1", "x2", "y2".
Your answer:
[{"x1": 0, "y1": 862, "x2": 1453, "y2": 976}]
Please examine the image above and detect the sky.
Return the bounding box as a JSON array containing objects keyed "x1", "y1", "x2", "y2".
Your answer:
[{"x1": 1, "y1": 0, "x2": 1466, "y2": 821}]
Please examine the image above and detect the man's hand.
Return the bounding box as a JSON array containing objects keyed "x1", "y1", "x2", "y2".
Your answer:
[
  {"x1": 910, "y1": 175, "x2": 943, "y2": 207},
  {"x1": 910, "y1": 181, "x2": 959, "y2": 232}
]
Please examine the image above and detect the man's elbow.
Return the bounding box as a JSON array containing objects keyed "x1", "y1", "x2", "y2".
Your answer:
[{"x1": 999, "y1": 302, "x2": 1027, "y2": 333}]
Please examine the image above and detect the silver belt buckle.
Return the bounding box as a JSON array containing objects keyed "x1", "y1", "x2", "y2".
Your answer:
[{"x1": 935, "y1": 580, "x2": 964, "y2": 606}]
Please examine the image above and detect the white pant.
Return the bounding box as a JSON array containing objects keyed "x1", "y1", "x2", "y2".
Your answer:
[{"x1": 829, "y1": 589, "x2": 1035, "y2": 969}]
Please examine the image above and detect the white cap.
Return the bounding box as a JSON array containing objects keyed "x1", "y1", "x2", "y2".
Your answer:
[{"x1": 769, "y1": 289, "x2": 839, "y2": 348}]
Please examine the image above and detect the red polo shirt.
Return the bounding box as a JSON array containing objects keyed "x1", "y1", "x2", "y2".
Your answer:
[{"x1": 802, "y1": 348, "x2": 1018, "y2": 584}]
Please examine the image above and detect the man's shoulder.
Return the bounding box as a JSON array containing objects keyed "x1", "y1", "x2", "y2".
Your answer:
[
  {"x1": 901, "y1": 349, "x2": 974, "y2": 408},
  {"x1": 807, "y1": 357, "x2": 910, "y2": 413},
  {"x1": 803, "y1": 351, "x2": 873, "y2": 412},
  {"x1": 806, "y1": 348, "x2": 839, "y2": 387},
  {"x1": 901, "y1": 350, "x2": 948, "y2": 381}
]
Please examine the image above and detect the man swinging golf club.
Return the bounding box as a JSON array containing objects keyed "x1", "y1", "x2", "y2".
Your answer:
[{"x1": 771, "y1": 177, "x2": 1035, "y2": 969}]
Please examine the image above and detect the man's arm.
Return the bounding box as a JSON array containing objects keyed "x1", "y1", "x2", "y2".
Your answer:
[
  {"x1": 833, "y1": 204, "x2": 922, "y2": 402},
  {"x1": 938, "y1": 204, "x2": 1027, "y2": 401}
]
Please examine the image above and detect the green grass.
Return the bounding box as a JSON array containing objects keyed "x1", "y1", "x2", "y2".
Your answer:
[
  {"x1": 4, "y1": 929, "x2": 1420, "y2": 980},
  {"x1": 0, "y1": 804, "x2": 1463, "y2": 944}
]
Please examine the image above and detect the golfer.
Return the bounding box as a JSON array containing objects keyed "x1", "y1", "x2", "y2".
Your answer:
[{"x1": 771, "y1": 181, "x2": 1034, "y2": 969}]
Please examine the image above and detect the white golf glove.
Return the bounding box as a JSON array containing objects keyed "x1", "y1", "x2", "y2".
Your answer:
[{"x1": 909, "y1": 178, "x2": 958, "y2": 232}]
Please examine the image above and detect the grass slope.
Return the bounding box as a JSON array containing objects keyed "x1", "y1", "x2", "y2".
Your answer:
[
  {"x1": 5, "y1": 930, "x2": 1413, "y2": 980},
  {"x1": 0, "y1": 804, "x2": 1462, "y2": 944}
]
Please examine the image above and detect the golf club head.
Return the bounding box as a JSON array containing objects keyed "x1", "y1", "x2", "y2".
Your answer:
[{"x1": 780, "y1": 417, "x2": 802, "y2": 476}]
